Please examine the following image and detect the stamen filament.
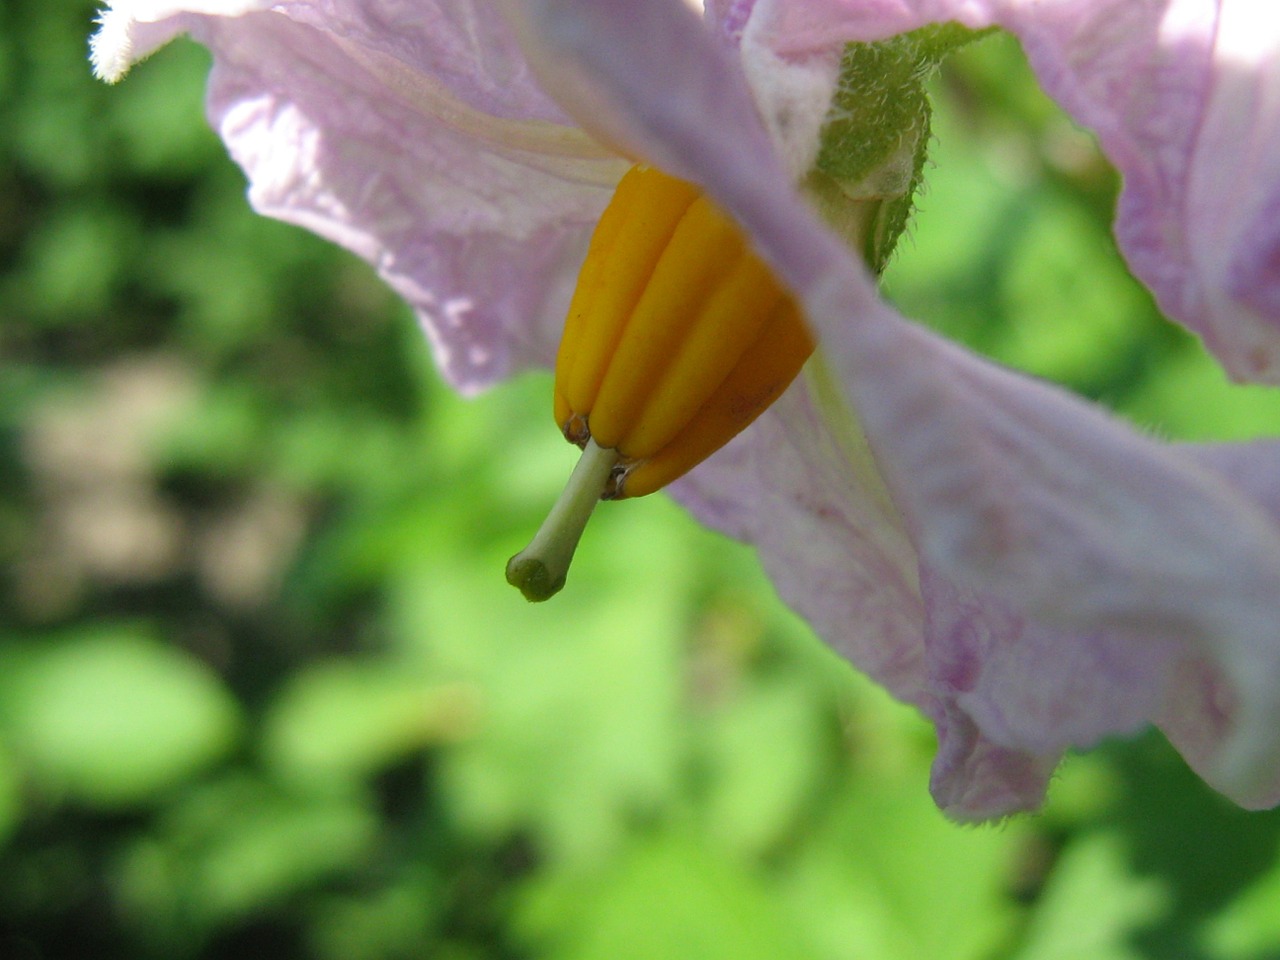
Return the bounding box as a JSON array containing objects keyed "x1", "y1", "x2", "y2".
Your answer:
[{"x1": 506, "y1": 439, "x2": 620, "y2": 601}]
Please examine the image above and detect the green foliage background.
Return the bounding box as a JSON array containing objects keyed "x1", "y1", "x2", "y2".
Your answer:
[{"x1": 3, "y1": 4, "x2": 1280, "y2": 958}]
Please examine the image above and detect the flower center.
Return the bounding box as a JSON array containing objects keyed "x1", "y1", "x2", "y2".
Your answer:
[{"x1": 507, "y1": 165, "x2": 813, "y2": 601}]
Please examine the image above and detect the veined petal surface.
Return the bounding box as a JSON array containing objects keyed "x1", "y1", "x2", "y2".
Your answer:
[{"x1": 94, "y1": 0, "x2": 628, "y2": 391}]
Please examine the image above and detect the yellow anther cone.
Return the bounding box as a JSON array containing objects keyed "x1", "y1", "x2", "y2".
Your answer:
[
  {"x1": 508, "y1": 165, "x2": 814, "y2": 600},
  {"x1": 554, "y1": 167, "x2": 700, "y2": 426}
]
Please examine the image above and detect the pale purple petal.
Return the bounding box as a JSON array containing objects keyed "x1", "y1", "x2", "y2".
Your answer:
[
  {"x1": 928, "y1": 701, "x2": 1059, "y2": 818},
  {"x1": 92, "y1": 1, "x2": 276, "y2": 83},
  {"x1": 674, "y1": 382, "x2": 928, "y2": 706},
  {"x1": 516, "y1": 0, "x2": 1280, "y2": 815},
  {"x1": 920, "y1": 563, "x2": 1170, "y2": 757},
  {"x1": 920, "y1": 566, "x2": 1167, "y2": 818},
  {"x1": 94, "y1": 0, "x2": 627, "y2": 391},
  {"x1": 1189, "y1": 3, "x2": 1280, "y2": 375},
  {"x1": 705, "y1": 0, "x2": 758, "y2": 46},
  {"x1": 498, "y1": 0, "x2": 802, "y2": 199},
  {"x1": 1185, "y1": 439, "x2": 1280, "y2": 517},
  {"x1": 1152, "y1": 441, "x2": 1280, "y2": 805},
  {"x1": 743, "y1": 0, "x2": 978, "y2": 50},
  {"x1": 811, "y1": 289, "x2": 1280, "y2": 810}
]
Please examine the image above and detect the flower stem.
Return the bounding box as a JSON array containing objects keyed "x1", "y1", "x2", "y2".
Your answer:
[{"x1": 506, "y1": 439, "x2": 619, "y2": 601}]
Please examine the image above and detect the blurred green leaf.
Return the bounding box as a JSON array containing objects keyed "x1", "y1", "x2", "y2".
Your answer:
[
  {"x1": 393, "y1": 525, "x2": 690, "y2": 865},
  {"x1": 306, "y1": 868, "x2": 443, "y2": 960},
  {"x1": 699, "y1": 671, "x2": 830, "y2": 858},
  {"x1": 262, "y1": 659, "x2": 479, "y2": 788},
  {"x1": 521, "y1": 829, "x2": 819, "y2": 960},
  {"x1": 12, "y1": 203, "x2": 139, "y2": 320},
  {"x1": 115, "y1": 775, "x2": 379, "y2": 940},
  {"x1": 781, "y1": 762, "x2": 1021, "y2": 960},
  {"x1": 108, "y1": 39, "x2": 220, "y2": 176},
  {"x1": 0, "y1": 626, "x2": 240, "y2": 807},
  {"x1": 1121, "y1": 345, "x2": 1280, "y2": 441},
  {"x1": 0, "y1": 739, "x2": 21, "y2": 849},
  {"x1": 995, "y1": 194, "x2": 1147, "y2": 387},
  {"x1": 1201, "y1": 853, "x2": 1280, "y2": 959},
  {"x1": 1013, "y1": 831, "x2": 1167, "y2": 960}
]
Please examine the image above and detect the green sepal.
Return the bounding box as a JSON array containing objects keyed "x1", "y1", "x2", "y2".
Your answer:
[{"x1": 810, "y1": 22, "x2": 994, "y2": 274}]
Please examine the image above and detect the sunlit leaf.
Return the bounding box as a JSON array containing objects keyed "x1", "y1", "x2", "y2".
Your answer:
[
  {"x1": 262, "y1": 659, "x2": 480, "y2": 788},
  {"x1": 699, "y1": 671, "x2": 830, "y2": 857},
  {"x1": 0, "y1": 626, "x2": 240, "y2": 807},
  {"x1": 1013, "y1": 831, "x2": 1168, "y2": 960},
  {"x1": 1121, "y1": 345, "x2": 1280, "y2": 441},
  {"x1": 391, "y1": 513, "x2": 691, "y2": 865},
  {"x1": 521, "y1": 829, "x2": 819, "y2": 960},
  {"x1": 1201, "y1": 854, "x2": 1280, "y2": 959},
  {"x1": 781, "y1": 755, "x2": 1021, "y2": 960}
]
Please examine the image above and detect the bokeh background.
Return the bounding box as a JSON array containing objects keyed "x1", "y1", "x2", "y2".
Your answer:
[{"x1": 4, "y1": 3, "x2": 1280, "y2": 958}]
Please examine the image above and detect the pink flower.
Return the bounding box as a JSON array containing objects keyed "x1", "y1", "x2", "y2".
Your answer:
[{"x1": 93, "y1": 0, "x2": 1280, "y2": 819}]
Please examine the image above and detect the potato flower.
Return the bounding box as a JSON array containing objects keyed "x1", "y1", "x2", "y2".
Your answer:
[{"x1": 93, "y1": 0, "x2": 1280, "y2": 820}]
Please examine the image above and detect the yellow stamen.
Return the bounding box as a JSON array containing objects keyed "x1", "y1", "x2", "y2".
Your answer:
[
  {"x1": 508, "y1": 165, "x2": 814, "y2": 600},
  {"x1": 617, "y1": 236, "x2": 787, "y2": 461},
  {"x1": 587, "y1": 194, "x2": 745, "y2": 450},
  {"x1": 617, "y1": 297, "x2": 813, "y2": 498},
  {"x1": 555, "y1": 168, "x2": 700, "y2": 424}
]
